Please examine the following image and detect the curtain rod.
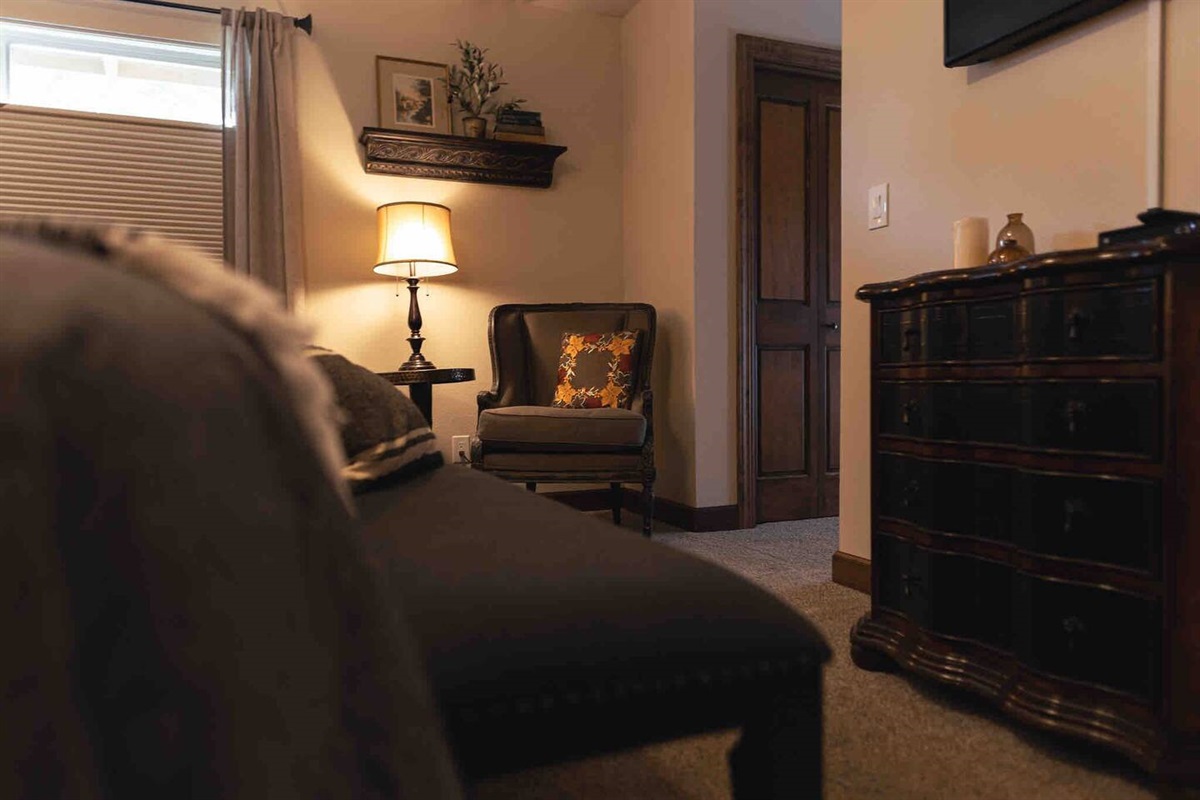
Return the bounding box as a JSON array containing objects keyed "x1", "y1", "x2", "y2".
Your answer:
[{"x1": 118, "y1": 0, "x2": 313, "y2": 36}]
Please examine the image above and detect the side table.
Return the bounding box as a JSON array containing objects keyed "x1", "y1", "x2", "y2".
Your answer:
[{"x1": 378, "y1": 367, "x2": 475, "y2": 426}]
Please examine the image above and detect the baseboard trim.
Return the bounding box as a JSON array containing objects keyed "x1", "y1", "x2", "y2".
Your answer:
[
  {"x1": 545, "y1": 488, "x2": 739, "y2": 533},
  {"x1": 650, "y1": 494, "x2": 740, "y2": 532},
  {"x1": 832, "y1": 550, "x2": 871, "y2": 594}
]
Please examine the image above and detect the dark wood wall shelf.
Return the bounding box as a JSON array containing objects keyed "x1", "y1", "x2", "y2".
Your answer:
[{"x1": 359, "y1": 127, "x2": 567, "y2": 188}]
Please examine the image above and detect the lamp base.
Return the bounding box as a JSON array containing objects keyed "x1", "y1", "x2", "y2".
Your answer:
[
  {"x1": 399, "y1": 281, "x2": 437, "y2": 370},
  {"x1": 399, "y1": 332, "x2": 436, "y2": 371},
  {"x1": 398, "y1": 354, "x2": 437, "y2": 371}
]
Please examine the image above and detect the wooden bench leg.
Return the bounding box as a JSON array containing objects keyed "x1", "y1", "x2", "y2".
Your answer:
[
  {"x1": 728, "y1": 675, "x2": 823, "y2": 799},
  {"x1": 525, "y1": 482, "x2": 537, "y2": 492}
]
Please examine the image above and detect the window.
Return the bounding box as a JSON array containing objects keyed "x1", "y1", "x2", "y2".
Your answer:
[
  {"x1": 0, "y1": 20, "x2": 223, "y2": 259},
  {"x1": 0, "y1": 20, "x2": 220, "y2": 124}
]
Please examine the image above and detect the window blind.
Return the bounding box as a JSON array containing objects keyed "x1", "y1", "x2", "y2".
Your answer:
[{"x1": 0, "y1": 104, "x2": 223, "y2": 259}]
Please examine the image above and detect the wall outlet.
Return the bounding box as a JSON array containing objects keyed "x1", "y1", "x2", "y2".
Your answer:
[{"x1": 451, "y1": 435, "x2": 470, "y2": 465}]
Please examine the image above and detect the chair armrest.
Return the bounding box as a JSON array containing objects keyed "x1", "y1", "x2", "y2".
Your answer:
[{"x1": 477, "y1": 389, "x2": 501, "y2": 414}]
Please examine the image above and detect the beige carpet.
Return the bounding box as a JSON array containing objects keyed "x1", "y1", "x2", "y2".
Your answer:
[{"x1": 473, "y1": 517, "x2": 1157, "y2": 800}]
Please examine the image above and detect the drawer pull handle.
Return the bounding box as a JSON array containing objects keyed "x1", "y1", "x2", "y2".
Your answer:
[
  {"x1": 1061, "y1": 615, "x2": 1086, "y2": 651},
  {"x1": 901, "y1": 400, "x2": 918, "y2": 426},
  {"x1": 901, "y1": 479, "x2": 920, "y2": 508},
  {"x1": 1063, "y1": 498, "x2": 1087, "y2": 535},
  {"x1": 1064, "y1": 400, "x2": 1088, "y2": 436},
  {"x1": 901, "y1": 327, "x2": 920, "y2": 353},
  {"x1": 900, "y1": 572, "x2": 923, "y2": 597},
  {"x1": 1066, "y1": 309, "x2": 1088, "y2": 342}
]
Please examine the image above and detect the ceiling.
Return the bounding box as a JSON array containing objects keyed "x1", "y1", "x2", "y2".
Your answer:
[{"x1": 522, "y1": 0, "x2": 641, "y2": 18}]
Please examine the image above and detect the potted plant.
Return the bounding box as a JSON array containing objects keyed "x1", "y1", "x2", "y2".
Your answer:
[{"x1": 444, "y1": 40, "x2": 522, "y2": 138}]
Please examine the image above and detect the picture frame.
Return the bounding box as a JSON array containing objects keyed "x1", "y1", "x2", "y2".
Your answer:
[{"x1": 375, "y1": 55, "x2": 450, "y2": 134}]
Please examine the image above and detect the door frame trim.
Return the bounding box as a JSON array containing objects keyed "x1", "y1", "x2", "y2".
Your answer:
[{"x1": 735, "y1": 35, "x2": 841, "y2": 529}]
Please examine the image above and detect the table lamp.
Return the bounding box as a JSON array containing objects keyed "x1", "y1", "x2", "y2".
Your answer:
[{"x1": 373, "y1": 201, "x2": 457, "y2": 370}]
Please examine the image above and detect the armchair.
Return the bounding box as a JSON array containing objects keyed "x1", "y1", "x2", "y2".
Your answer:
[{"x1": 470, "y1": 303, "x2": 656, "y2": 536}]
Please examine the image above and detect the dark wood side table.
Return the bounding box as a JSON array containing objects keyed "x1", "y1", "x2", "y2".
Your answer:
[{"x1": 378, "y1": 367, "x2": 475, "y2": 426}]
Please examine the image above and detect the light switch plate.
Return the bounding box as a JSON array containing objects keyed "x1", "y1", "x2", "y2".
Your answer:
[{"x1": 869, "y1": 183, "x2": 889, "y2": 230}]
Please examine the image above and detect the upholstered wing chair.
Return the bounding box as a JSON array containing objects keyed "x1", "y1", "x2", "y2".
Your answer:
[{"x1": 470, "y1": 303, "x2": 656, "y2": 536}]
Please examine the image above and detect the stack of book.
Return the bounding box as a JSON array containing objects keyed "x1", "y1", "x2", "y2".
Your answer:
[{"x1": 493, "y1": 109, "x2": 545, "y2": 143}]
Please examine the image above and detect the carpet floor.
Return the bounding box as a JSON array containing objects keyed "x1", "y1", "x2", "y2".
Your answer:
[{"x1": 473, "y1": 516, "x2": 1158, "y2": 799}]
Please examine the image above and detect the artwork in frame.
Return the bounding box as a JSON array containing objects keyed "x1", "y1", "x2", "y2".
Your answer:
[{"x1": 376, "y1": 56, "x2": 451, "y2": 134}]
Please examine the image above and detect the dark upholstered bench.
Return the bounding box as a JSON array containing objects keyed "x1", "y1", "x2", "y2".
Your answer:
[{"x1": 357, "y1": 467, "x2": 831, "y2": 796}]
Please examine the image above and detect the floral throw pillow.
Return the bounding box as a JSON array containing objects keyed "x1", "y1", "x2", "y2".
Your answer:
[{"x1": 552, "y1": 331, "x2": 640, "y2": 409}]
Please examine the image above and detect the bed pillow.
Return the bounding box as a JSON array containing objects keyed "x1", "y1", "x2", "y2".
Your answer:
[
  {"x1": 307, "y1": 348, "x2": 443, "y2": 491},
  {"x1": 552, "y1": 331, "x2": 640, "y2": 409}
]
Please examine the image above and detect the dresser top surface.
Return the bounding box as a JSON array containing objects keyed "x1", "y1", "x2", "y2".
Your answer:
[{"x1": 856, "y1": 234, "x2": 1200, "y2": 301}]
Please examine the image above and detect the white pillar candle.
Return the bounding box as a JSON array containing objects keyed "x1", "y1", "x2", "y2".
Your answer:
[{"x1": 953, "y1": 217, "x2": 990, "y2": 269}]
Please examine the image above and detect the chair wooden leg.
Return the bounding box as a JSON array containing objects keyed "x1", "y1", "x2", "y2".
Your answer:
[
  {"x1": 641, "y1": 481, "x2": 654, "y2": 537},
  {"x1": 610, "y1": 482, "x2": 622, "y2": 526},
  {"x1": 728, "y1": 676, "x2": 822, "y2": 799},
  {"x1": 525, "y1": 482, "x2": 537, "y2": 492}
]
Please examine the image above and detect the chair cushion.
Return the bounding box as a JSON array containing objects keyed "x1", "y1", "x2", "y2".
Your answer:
[
  {"x1": 477, "y1": 405, "x2": 646, "y2": 450},
  {"x1": 306, "y1": 348, "x2": 443, "y2": 491},
  {"x1": 552, "y1": 331, "x2": 639, "y2": 409}
]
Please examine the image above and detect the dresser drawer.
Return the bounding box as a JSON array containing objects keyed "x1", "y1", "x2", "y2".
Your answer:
[
  {"x1": 1026, "y1": 282, "x2": 1157, "y2": 360},
  {"x1": 878, "y1": 300, "x2": 1017, "y2": 364},
  {"x1": 1016, "y1": 471, "x2": 1159, "y2": 574},
  {"x1": 1027, "y1": 380, "x2": 1159, "y2": 457},
  {"x1": 967, "y1": 299, "x2": 1018, "y2": 360},
  {"x1": 881, "y1": 380, "x2": 1160, "y2": 457},
  {"x1": 1013, "y1": 574, "x2": 1159, "y2": 699},
  {"x1": 875, "y1": 535, "x2": 1012, "y2": 647},
  {"x1": 877, "y1": 453, "x2": 1014, "y2": 542},
  {"x1": 878, "y1": 382, "x2": 970, "y2": 440}
]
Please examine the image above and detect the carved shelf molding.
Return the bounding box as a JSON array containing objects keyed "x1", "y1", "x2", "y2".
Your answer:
[{"x1": 359, "y1": 127, "x2": 567, "y2": 188}]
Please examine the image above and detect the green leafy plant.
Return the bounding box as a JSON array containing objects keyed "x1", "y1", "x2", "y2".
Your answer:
[{"x1": 444, "y1": 40, "x2": 523, "y2": 118}]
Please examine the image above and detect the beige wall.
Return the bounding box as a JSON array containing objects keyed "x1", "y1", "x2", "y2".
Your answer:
[
  {"x1": 289, "y1": 0, "x2": 625, "y2": 463},
  {"x1": 619, "y1": 0, "x2": 840, "y2": 508},
  {"x1": 692, "y1": 0, "x2": 841, "y2": 507},
  {"x1": 840, "y1": 0, "x2": 1200, "y2": 558},
  {"x1": 6, "y1": 0, "x2": 626, "y2": 470},
  {"x1": 621, "y1": 0, "x2": 697, "y2": 504}
]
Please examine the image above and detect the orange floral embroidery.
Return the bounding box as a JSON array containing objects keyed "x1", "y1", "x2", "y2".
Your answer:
[
  {"x1": 563, "y1": 334, "x2": 586, "y2": 359},
  {"x1": 553, "y1": 330, "x2": 639, "y2": 409},
  {"x1": 598, "y1": 381, "x2": 624, "y2": 408},
  {"x1": 607, "y1": 337, "x2": 635, "y2": 357},
  {"x1": 554, "y1": 382, "x2": 577, "y2": 405}
]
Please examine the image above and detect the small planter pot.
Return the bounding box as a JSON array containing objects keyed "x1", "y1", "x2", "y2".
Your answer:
[{"x1": 462, "y1": 116, "x2": 487, "y2": 138}]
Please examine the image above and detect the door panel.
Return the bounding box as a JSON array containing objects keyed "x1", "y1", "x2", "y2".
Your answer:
[
  {"x1": 752, "y1": 66, "x2": 840, "y2": 522},
  {"x1": 759, "y1": 100, "x2": 808, "y2": 302},
  {"x1": 760, "y1": 349, "x2": 808, "y2": 474}
]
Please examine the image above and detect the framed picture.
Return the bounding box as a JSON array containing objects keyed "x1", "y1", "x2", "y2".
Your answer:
[{"x1": 376, "y1": 56, "x2": 450, "y2": 134}]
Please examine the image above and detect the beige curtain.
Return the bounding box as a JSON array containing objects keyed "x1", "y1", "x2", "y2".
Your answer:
[{"x1": 221, "y1": 7, "x2": 304, "y2": 309}]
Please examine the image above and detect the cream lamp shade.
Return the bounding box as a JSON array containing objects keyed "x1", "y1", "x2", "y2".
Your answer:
[{"x1": 373, "y1": 201, "x2": 458, "y2": 278}]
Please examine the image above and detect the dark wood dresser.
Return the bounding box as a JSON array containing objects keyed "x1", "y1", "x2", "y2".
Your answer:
[{"x1": 850, "y1": 234, "x2": 1200, "y2": 785}]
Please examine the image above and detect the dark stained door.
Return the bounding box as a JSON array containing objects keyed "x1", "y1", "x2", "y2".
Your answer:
[{"x1": 754, "y1": 67, "x2": 840, "y2": 522}]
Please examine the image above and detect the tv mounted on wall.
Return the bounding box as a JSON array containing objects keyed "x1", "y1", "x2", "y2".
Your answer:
[{"x1": 944, "y1": 0, "x2": 1129, "y2": 67}]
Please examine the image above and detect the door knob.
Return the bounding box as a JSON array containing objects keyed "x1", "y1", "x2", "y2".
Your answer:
[{"x1": 824, "y1": 322, "x2": 840, "y2": 331}]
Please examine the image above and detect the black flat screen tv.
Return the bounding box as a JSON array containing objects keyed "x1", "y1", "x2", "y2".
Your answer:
[{"x1": 945, "y1": 0, "x2": 1129, "y2": 67}]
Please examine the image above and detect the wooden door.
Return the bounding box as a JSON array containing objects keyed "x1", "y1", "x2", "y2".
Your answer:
[{"x1": 751, "y1": 66, "x2": 841, "y2": 522}]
